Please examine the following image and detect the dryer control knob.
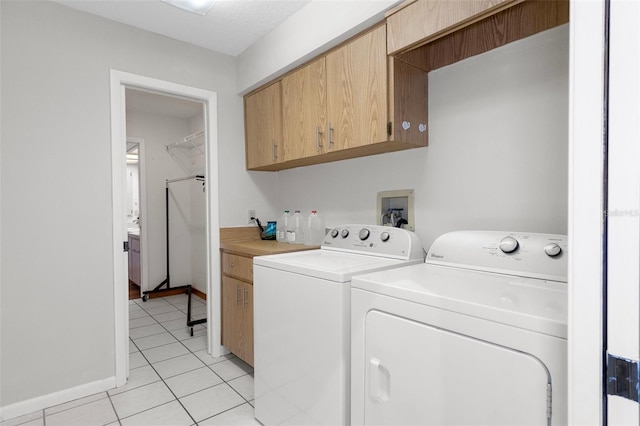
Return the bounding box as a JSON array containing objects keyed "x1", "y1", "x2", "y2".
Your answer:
[
  {"x1": 331, "y1": 229, "x2": 339, "y2": 238},
  {"x1": 544, "y1": 243, "x2": 562, "y2": 257},
  {"x1": 380, "y1": 231, "x2": 390, "y2": 242},
  {"x1": 359, "y1": 228, "x2": 370, "y2": 241},
  {"x1": 499, "y1": 236, "x2": 519, "y2": 253},
  {"x1": 341, "y1": 229, "x2": 350, "y2": 238}
]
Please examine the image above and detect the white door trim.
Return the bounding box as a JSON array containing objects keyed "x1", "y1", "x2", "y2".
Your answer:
[
  {"x1": 110, "y1": 70, "x2": 221, "y2": 387},
  {"x1": 568, "y1": 1, "x2": 606, "y2": 423},
  {"x1": 606, "y1": 0, "x2": 640, "y2": 423}
]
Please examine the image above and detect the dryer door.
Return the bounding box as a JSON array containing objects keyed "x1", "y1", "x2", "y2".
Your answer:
[{"x1": 364, "y1": 311, "x2": 552, "y2": 425}]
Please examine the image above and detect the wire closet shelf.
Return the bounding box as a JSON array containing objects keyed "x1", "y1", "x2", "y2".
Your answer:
[{"x1": 165, "y1": 131, "x2": 204, "y2": 174}]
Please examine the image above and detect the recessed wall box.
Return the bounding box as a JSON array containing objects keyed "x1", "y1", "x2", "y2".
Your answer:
[{"x1": 377, "y1": 189, "x2": 415, "y2": 231}]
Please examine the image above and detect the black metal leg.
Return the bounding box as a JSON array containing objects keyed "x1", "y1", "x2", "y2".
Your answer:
[{"x1": 186, "y1": 285, "x2": 207, "y2": 329}]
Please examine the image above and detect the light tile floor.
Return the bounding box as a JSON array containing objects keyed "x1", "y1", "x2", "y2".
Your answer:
[{"x1": 2, "y1": 294, "x2": 260, "y2": 426}]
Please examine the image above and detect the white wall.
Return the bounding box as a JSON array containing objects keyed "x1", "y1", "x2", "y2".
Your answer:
[
  {"x1": 0, "y1": 0, "x2": 275, "y2": 413},
  {"x1": 277, "y1": 24, "x2": 569, "y2": 250},
  {"x1": 237, "y1": 0, "x2": 399, "y2": 93},
  {"x1": 127, "y1": 110, "x2": 194, "y2": 291}
]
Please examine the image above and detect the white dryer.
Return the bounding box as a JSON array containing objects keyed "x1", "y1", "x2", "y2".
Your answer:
[
  {"x1": 351, "y1": 231, "x2": 568, "y2": 425},
  {"x1": 253, "y1": 225, "x2": 424, "y2": 426}
]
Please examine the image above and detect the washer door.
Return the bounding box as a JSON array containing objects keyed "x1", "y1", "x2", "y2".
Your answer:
[{"x1": 364, "y1": 311, "x2": 552, "y2": 425}]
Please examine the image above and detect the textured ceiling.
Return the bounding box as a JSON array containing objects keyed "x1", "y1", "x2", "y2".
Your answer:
[{"x1": 52, "y1": 0, "x2": 312, "y2": 57}]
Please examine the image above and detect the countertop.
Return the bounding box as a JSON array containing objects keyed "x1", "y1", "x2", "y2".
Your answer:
[{"x1": 220, "y1": 239, "x2": 319, "y2": 257}]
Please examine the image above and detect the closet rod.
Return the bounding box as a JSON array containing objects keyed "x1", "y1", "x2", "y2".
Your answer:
[{"x1": 166, "y1": 174, "x2": 205, "y2": 186}]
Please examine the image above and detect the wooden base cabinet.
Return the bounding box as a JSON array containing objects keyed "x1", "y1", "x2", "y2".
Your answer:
[
  {"x1": 221, "y1": 275, "x2": 253, "y2": 366},
  {"x1": 221, "y1": 251, "x2": 254, "y2": 366}
]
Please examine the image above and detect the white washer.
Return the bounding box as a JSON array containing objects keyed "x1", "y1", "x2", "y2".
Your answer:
[
  {"x1": 351, "y1": 231, "x2": 568, "y2": 425},
  {"x1": 253, "y1": 225, "x2": 424, "y2": 426}
]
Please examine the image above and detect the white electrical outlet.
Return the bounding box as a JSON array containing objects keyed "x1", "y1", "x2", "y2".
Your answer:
[{"x1": 248, "y1": 210, "x2": 256, "y2": 224}]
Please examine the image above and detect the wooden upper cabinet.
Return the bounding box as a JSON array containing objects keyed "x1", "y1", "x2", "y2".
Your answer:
[
  {"x1": 326, "y1": 24, "x2": 388, "y2": 151},
  {"x1": 388, "y1": 57, "x2": 428, "y2": 146},
  {"x1": 244, "y1": 23, "x2": 428, "y2": 171},
  {"x1": 244, "y1": 81, "x2": 283, "y2": 170},
  {"x1": 387, "y1": 0, "x2": 520, "y2": 55},
  {"x1": 282, "y1": 57, "x2": 326, "y2": 161}
]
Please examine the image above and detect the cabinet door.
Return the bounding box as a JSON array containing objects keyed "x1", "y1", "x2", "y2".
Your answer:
[
  {"x1": 326, "y1": 25, "x2": 388, "y2": 151},
  {"x1": 245, "y1": 81, "x2": 283, "y2": 169},
  {"x1": 221, "y1": 276, "x2": 254, "y2": 366},
  {"x1": 386, "y1": 0, "x2": 518, "y2": 55},
  {"x1": 282, "y1": 57, "x2": 326, "y2": 161},
  {"x1": 241, "y1": 281, "x2": 254, "y2": 366},
  {"x1": 222, "y1": 276, "x2": 244, "y2": 358},
  {"x1": 388, "y1": 57, "x2": 429, "y2": 146}
]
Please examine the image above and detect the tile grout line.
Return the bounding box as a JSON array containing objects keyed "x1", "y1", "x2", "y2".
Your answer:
[
  {"x1": 35, "y1": 295, "x2": 249, "y2": 426},
  {"x1": 196, "y1": 401, "x2": 249, "y2": 425},
  {"x1": 155, "y1": 296, "x2": 256, "y2": 408},
  {"x1": 104, "y1": 392, "x2": 122, "y2": 426},
  {"x1": 136, "y1": 295, "x2": 254, "y2": 423},
  {"x1": 127, "y1": 297, "x2": 245, "y2": 424},
  {"x1": 121, "y1": 337, "x2": 200, "y2": 425}
]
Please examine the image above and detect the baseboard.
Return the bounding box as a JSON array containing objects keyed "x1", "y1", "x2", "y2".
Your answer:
[
  {"x1": 192, "y1": 287, "x2": 207, "y2": 300},
  {"x1": 146, "y1": 286, "x2": 207, "y2": 300},
  {"x1": 0, "y1": 376, "x2": 116, "y2": 422}
]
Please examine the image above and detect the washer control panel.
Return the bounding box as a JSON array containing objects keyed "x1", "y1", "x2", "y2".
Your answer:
[
  {"x1": 426, "y1": 231, "x2": 568, "y2": 282},
  {"x1": 322, "y1": 224, "x2": 423, "y2": 261}
]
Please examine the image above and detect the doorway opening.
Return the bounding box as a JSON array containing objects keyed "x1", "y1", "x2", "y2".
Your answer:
[
  {"x1": 125, "y1": 88, "x2": 206, "y2": 303},
  {"x1": 110, "y1": 70, "x2": 221, "y2": 388}
]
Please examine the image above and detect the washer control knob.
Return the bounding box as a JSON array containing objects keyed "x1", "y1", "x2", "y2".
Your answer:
[
  {"x1": 544, "y1": 243, "x2": 562, "y2": 257},
  {"x1": 380, "y1": 231, "x2": 390, "y2": 242},
  {"x1": 499, "y1": 236, "x2": 519, "y2": 253},
  {"x1": 359, "y1": 228, "x2": 370, "y2": 241},
  {"x1": 331, "y1": 229, "x2": 339, "y2": 238},
  {"x1": 341, "y1": 229, "x2": 350, "y2": 238}
]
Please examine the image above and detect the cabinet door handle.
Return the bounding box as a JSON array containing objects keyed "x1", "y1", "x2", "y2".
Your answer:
[
  {"x1": 272, "y1": 140, "x2": 278, "y2": 160},
  {"x1": 316, "y1": 126, "x2": 324, "y2": 152},
  {"x1": 236, "y1": 286, "x2": 242, "y2": 305},
  {"x1": 327, "y1": 122, "x2": 333, "y2": 149},
  {"x1": 244, "y1": 288, "x2": 249, "y2": 306}
]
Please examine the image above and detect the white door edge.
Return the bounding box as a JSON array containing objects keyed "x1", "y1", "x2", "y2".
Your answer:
[{"x1": 568, "y1": 1, "x2": 606, "y2": 424}]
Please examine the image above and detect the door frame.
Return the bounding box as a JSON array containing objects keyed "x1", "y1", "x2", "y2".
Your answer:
[{"x1": 110, "y1": 70, "x2": 221, "y2": 387}]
